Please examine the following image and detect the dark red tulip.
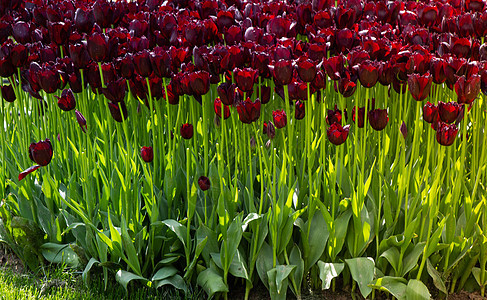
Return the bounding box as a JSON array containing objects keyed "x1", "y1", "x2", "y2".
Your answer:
[
  {"x1": 87, "y1": 33, "x2": 108, "y2": 62},
  {"x1": 358, "y1": 60, "x2": 379, "y2": 88},
  {"x1": 336, "y1": 29, "x2": 355, "y2": 53},
  {"x1": 234, "y1": 67, "x2": 258, "y2": 93},
  {"x1": 451, "y1": 38, "x2": 472, "y2": 59},
  {"x1": 400, "y1": 121, "x2": 407, "y2": 140},
  {"x1": 150, "y1": 50, "x2": 171, "y2": 78},
  {"x1": 10, "y1": 44, "x2": 28, "y2": 68},
  {"x1": 38, "y1": 63, "x2": 60, "y2": 94},
  {"x1": 1, "y1": 85, "x2": 16, "y2": 103},
  {"x1": 93, "y1": 0, "x2": 113, "y2": 28},
  {"x1": 266, "y1": 16, "x2": 294, "y2": 39},
  {"x1": 352, "y1": 106, "x2": 365, "y2": 128},
  {"x1": 29, "y1": 139, "x2": 53, "y2": 166},
  {"x1": 455, "y1": 75, "x2": 481, "y2": 104},
  {"x1": 198, "y1": 176, "x2": 211, "y2": 191},
  {"x1": 12, "y1": 21, "x2": 30, "y2": 44},
  {"x1": 338, "y1": 72, "x2": 357, "y2": 98},
  {"x1": 49, "y1": 22, "x2": 70, "y2": 45},
  {"x1": 295, "y1": 100, "x2": 305, "y2": 120},
  {"x1": 368, "y1": 109, "x2": 389, "y2": 131},
  {"x1": 327, "y1": 123, "x2": 350, "y2": 145},
  {"x1": 102, "y1": 78, "x2": 126, "y2": 103},
  {"x1": 217, "y1": 82, "x2": 236, "y2": 106},
  {"x1": 188, "y1": 71, "x2": 210, "y2": 96},
  {"x1": 261, "y1": 85, "x2": 271, "y2": 104},
  {"x1": 436, "y1": 122, "x2": 458, "y2": 146},
  {"x1": 326, "y1": 105, "x2": 343, "y2": 125},
  {"x1": 225, "y1": 26, "x2": 243, "y2": 45},
  {"x1": 214, "y1": 98, "x2": 230, "y2": 120},
  {"x1": 108, "y1": 101, "x2": 128, "y2": 122},
  {"x1": 69, "y1": 43, "x2": 92, "y2": 69},
  {"x1": 430, "y1": 58, "x2": 446, "y2": 85},
  {"x1": 251, "y1": 52, "x2": 270, "y2": 78},
  {"x1": 118, "y1": 54, "x2": 135, "y2": 79},
  {"x1": 133, "y1": 50, "x2": 152, "y2": 78},
  {"x1": 56, "y1": 89, "x2": 76, "y2": 111},
  {"x1": 408, "y1": 73, "x2": 432, "y2": 101},
  {"x1": 263, "y1": 121, "x2": 276, "y2": 139},
  {"x1": 423, "y1": 102, "x2": 438, "y2": 124},
  {"x1": 74, "y1": 7, "x2": 95, "y2": 33},
  {"x1": 269, "y1": 60, "x2": 293, "y2": 86},
  {"x1": 296, "y1": 57, "x2": 317, "y2": 83},
  {"x1": 75, "y1": 109, "x2": 87, "y2": 133},
  {"x1": 140, "y1": 146, "x2": 153, "y2": 163},
  {"x1": 324, "y1": 56, "x2": 345, "y2": 81},
  {"x1": 438, "y1": 101, "x2": 460, "y2": 124},
  {"x1": 272, "y1": 110, "x2": 287, "y2": 129},
  {"x1": 180, "y1": 123, "x2": 194, "y2": 139},
  {"x1": 237, "y1": 98, "x2": 261, "y2": 124}
]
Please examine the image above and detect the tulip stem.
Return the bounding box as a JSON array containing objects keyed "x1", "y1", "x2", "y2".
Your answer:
[
  {"x1": 283, "y1": 85, "x2": 293, "y2": 186},
  {"x1": 202, "y1": 93, "x2": 209, "y2": 176},
  {"x1": 146, "y1": 77, "x2": 158, "y2": 184}
]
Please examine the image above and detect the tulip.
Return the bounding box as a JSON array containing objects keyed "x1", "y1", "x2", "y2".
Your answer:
[
  {"x1": 338, "y1": 71, "x2": 357, "y2": 97},
  {"x1": 140, "y1": 146, "x2": 153, "y2": 163},
  {"x1": 10, "y1": 44, "x2": 28, "y2": 68},
  {"x1": 352, "y1": 106, "x2": 365, "y2": 128},
  {"x1": 198, "y1": 176, "x2": 211, "y2": 191},
  {"x1": 400, "y1": 121, "x2": 407, "y2": 140},
  {"x1": 75, "y1": 110, "x2": 87, "y2": 133},
  {"x1": 214, "y1": 98, "x2": 230, "y2": 120},
  {"x1": 74, "y1": 7, "x2": 95, "y2": 33},
  {"x1": 217, "y1": 82, "x2": 236, "y2": 106},
  {"x1": 1, "y1": 85, "x2": 16, "y2": 102},
  {"x1": 272, "y1": 110, "x2": 287, "y2": 129},
  {"x1": 102, "y1": 78, "x2": 126, "y2": 103},
  {"x1": 295, "y1": 100, "x2": 305, "y2": 120},
  {"x1": 358, "y1": 60, "x2": 379, "y2": 88},
  {"x1": 455, "y1": 75, "x2": 481, "y2": 104},
  {"x1": 150, "y1": 50, "x2": 171, "y2": 78},
  {"x1": 69, "y1": 43, "x2": 92, "y2": 69},
  {"x1": 108, "y1": 101, "x2": 128, "y2": 122},
  {"x1": 234, "y1": 67, "x2": 258, "y2": 93},
  {"x1": 87, "y1": 33, "x2": 108, "y2": 62},
  {"x1": 134, "y1": 50, "x2": 152, "y2": 77},
  {"x1": 423, "y1": 102, "x2": 438, "y2": 124},
  {"x1": 326, "y1": 105, "x2": 343, "y2": 125},
  {"x1": 408, "y1": 73, "x2": 432, "y2": 101},
  {"x1": 118, "y1": 54, "x2": 135, "y2": 79},
  {"x1": 324, "y1": 55, "x2": 344, "y2": 81},
  {"x1": 56, "y1": 89, "x2": 76, "y2": 111},
  {"x1": 263, "y1": 121, "x2": 276, "y2": 139},
  {"x1": 368, "y1": 109, "x2": 389, "y2": 131},
  {"x1": 29, "y1": 139, "x2": 53, "y2": 166},
  {"x1": 436, "y1": 122, "x2": 459, "y2": 146},
  {"x1": 327, "y1": 123, "x2": 350, "y2": 145},
  {"x1": 237, "y1": 98, "x2": 261, "y2": 124},
  {"x1": 37, "y1": 63, "x2": 60, "y2": 94},
  {"x1": 188, "y1": 71, "x2": 210, "y2": 96},
  {"x1": 269, "y1": 60, "x2": 293, "y2": 86},
  {"x1": 438, "y1": 101, "x2": 460, "y2": 124},
  {"x1": 180, "y1": 123, "x2": 194, "y2": 139},
  {"x1": 296, "y1": 57, "x2": 317, "y2": 82}
]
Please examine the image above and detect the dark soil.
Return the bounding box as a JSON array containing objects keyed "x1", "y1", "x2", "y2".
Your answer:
[{"x1": 0, "y1": 243, "x2": 24, "y2": 274}]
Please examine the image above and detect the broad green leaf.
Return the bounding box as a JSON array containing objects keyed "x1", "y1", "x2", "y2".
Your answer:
[
  {"x1": 162, "y1": 219, "x2": 187, "y2": 249},
  {"x1": 369, "y1": 276, "x2": 407, "y2": 300},
  {"x1": 152, "y1": 266, "x2": 178, "y2": 281},
  {"x1": 82, "y1": 258, "x2": 99, "y2": 286},
  {"x1": 275, "y1": 265, "x2": 296, "y2": 293},
  {"x1": 317, "y1": 261, "x2": 345, "y2": 290},
  {"x1": 289, "y1": 245, "x2": 304, "y2": 295},
  {"x1": 380, "y1": 247, "x2": 400, "y2": 275},
  {"x1": 405, "y1": 279, "x2": 430, "y2": 300},
  {"x1": 185, "y1": 236, "x2": 207, "y2": 278},
  {"x1": 256, "y1": 242, "x2": 274, "y2": 289},
  {"x1": 345, "y1": 257, "x2": 375, "y2": 298},
  {"x1": 197, "y1": 267, "x2": 229, "y2": 298},
  {"x1": 402, "y1": 242, "x2": 425, "y2": 277},
  {"x1": 156, "y1": 274, "x2": 188, "y2": 294},
  {"x1": 427, "y1": 259, "x2": 447, "y2": 295},
  {"x1": 425, "y1": 218, "x2": 447, "y2": 258},
  {"x1": 305, "y1": 212, "x2": 329, "y2": 271},
  {"x1": 225, "y1": 214, "x2": 243, "y2": 269},
  {"x1": 211, "y1": 250, "x2": 249, "y2": 280},
  {"x1": 40, "y1": 243, "x2": 79, "y2": 268},
  {"x1": 115, "y1": 270, "x2": 148, "y2": 292},
  {"x1": 267, "y1": 268, "x2": 288, "y2": 300}
]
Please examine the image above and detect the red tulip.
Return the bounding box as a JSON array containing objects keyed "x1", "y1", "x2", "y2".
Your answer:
[
  {"x1": 56, "y1": 89, "x2": 76, "y2": 111},
  {"x1": 326, "y1": 105, "x2": 343, "y2": 125},
  {"x1": 1, "y1": 85, "x2": 16, "y2": 103},
  {"x1": 272, "y1": 110, "x2": 287, "y2": 129},
  {"x1": 269, "y1": 60, "x2": 293, "y2": 86},
  {"x1": 358, "y1": 60, "x2": 379, "y2": 88},
  {"x1": 69, "y1": 43, "x2": 92, "y2": 69},
  {"x1": 368, "y1": 109, "x2": 389, "y2": 131},
  {"x1": 455, "y1": 75, "x2": 481, "y2": 104},
  {"x1": 29, "y1": 139, "x2": 53, "y2": 166},
  {"x1": 295, "y1": 100, "x2": 305, "y2": 120},
  {"x1": 423, "y1": 102, "x2": 439, "y2": 124},
  {"x1": 234, "y1": 67, "x2": 258, "y2": 93},
  {"x1": 102, "y1": 78, "x2": 126, "y2": 103},
  {"x1": 134, "y1": 50, "x2": 152, "y2": 78},
  {"x1": 438, "y1": 101, "x2": 460, "y2": 124},
  {"x1": 188, "y1": 71, "x2": 210, "y2": 96},
  {"x1": 263, "y1": 121, "x2": 276, "y2": 139},
  {"x1": 217, "y1": 82, "x2": 236, "y2": 106},
  {"x1": 436, "y1": 122, "x2": 458, "y2": 146},
  {"x1": 180, "y1": 123, "x2": 194, "y2": 139},
  {"x1": 108, "y1": 101, "x2": 128, "y2": 122},
  {"x1": 237, "y1": 98, "x2": 261, "y2": 124},
  {"x1": 87, "y1": 33, "x2": 108, "y2": 62},
  {"x1": 400, "y1": 121, "x2": 407, "y2": 140},
  {"x1": 327, "y1": 123, "x2": 350, "y2": 145},
  {"x1": 408, "y1": 73, "x2": 432, "y2": 101},
  {"x1": 140, "y1": 146, "x2": 153, "y2": 163},
  {"x1": 37, "y1": 63, "x2": 60, "y2": 94},
  {"x1": 198, "y1": 176, "x2": 211, "y2": 191},
  {"x1": 296, "y1": 57, "x2": 317, "y2": 83},
  {"x1": 214, "y1": 98, "x2": 230, "y2": 120},
  {"x1": 352, "y1": 106, "x2": 365, "y2": 128},
  {"x1": 75, "y1": 110, "x2": 87, "y2": 133}
]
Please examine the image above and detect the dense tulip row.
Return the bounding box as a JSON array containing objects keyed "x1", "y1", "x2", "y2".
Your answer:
[{"x1": 1, "y1": 0, "x2": 487, "y2": 299}]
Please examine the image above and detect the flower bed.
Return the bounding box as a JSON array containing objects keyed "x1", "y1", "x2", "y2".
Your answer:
[{"x1": 0, "y1": 0, "x2": 487, "y2": 299}]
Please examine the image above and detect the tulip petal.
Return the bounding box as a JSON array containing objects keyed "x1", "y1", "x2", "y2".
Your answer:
[{"x1": 18, "y1": 165, "x2": 41, "y2": 181}]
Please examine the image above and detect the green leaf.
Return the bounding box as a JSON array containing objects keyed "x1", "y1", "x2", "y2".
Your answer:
[
  {"x1": 152, "y1": 266, "x2": 178, "y2": 281},
  {"x1": 162, "y1": 219, "x2": 187, "y2": 249},
  {"x1": 256, "y1": 242, "x2": 274, "y2": 289},
  {"x1": 369, "y1": 276, "x2": 407, "y2": 300},
  {"x1": 156, "y1": 274, "x2": 188, "y2": 294},
  {"x1": 82, "y1": 258, "x2": 99, "y2": 287},
  {"x1": 305, "y1": 212, "x2": 329, "y2": 271},
  {"x1": 380, "y1": 247, "x2": 400, "y2": 275},
  {"x1": 402, "y1": 242, "x2": 425, "y2": 277},
  {"x1": 120, "y1": 218, "x2": 142, "y2": 276},
  {"x1": 427, "y1": 259, "x2": 447, "y2": 295},
  {"x1": 224, "y1": 214, "x2": 243, "y2": 269},
  {"x1": 40, "y1": 243, "x2": 80, "y2": 268},
  {"x1": 317, "y1": 261, "x2": 345, "y2": 290},
  {"x1": 275, "y1": 265, "x2": 296, "y2": 293},
  {"x1": 345, "y1": 257, "x2": 375, "y2": 298},
  {"x1": 211, "y1": 250, "x2": 249, "y2": 280},
  {"x1": 267, "y1": 268, "x2": 288, "y2": 300},
  {"x1": 185, "y1": 236, "x2": 207, "y2": 278},
  {"x1": 405, "y1": 279, "x2": 430, "y2": 300},
  {"x1": 197, "y1": 267, "x2": 229, "y2": 298},
  {"x1": 115, "y1": 270, "x2": 148, "y2": 292},
  {"x1": 289, "y1": 245, "x2": 304, "y2": 295}
]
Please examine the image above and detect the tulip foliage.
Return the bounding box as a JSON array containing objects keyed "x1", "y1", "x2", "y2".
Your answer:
[{"x1": 1, "y1": 0, "x2": 487, "y2": 299}]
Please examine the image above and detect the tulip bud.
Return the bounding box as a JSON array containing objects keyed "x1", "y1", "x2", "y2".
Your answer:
[
  {"x1": 272, "y1": 110, "x2": 287, "y2": 129},
  {"x1": 180, "y1": 123, "x2": 194, "y2": 139},
  {"x1": 140, "y1": 146, "x2": 153, "y2": 163},
  {"x1": 400, "y1": 121, "x2": 407, "y2": 140},
  {"x1": 198, "y1": 176, "x2": 211, "y2": 191},
  {"x1": 75, "y1": 109, "x2": 87, "y2": 133}
]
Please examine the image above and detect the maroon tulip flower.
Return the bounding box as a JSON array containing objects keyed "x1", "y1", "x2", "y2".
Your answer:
[
  {"x1": 296, "y1": 57, "x2": 317, "y2": 83},
  {"x1": 436, "y1": 122, "x2": 459, "y2": 146},
  {"x1": 214, "y1": 98, "x2": 230, "y2": 120},
  {"x1": 108, "y1": 101, "x2": 128, "y2": 122},
  {"x1": 423, "y1": 102, "x2": 439, "y2": 124},
  {"x1": 134, "y1": 50, "x2": 152, "y2": 78},
  {"x1": 56, "y1": 89, "x2": 76, "y2": 111},
  {"x1": 28, "y1": 139, "x2": 52, "y2": 166},
  {"x1": 326, "y1": 105, "x2": 343, "y2": 125},
  {"x1": 261, "y1": 85, "x2": 271, "y2": 104},
  {"x1": 352, "y1": 106, "x2": 365, "y2": 128},
  {"x1": 237, "y1": 98, "x2": 261, "y2": 124},
  {"x1": 217, "y1": 82, "x2": 236, "y2": 106},
  {"x1": 49, "y1": 21, "x2": 70, "y2": 46},
  {"x1": 234, "y1": 68, "x2": 258, "y2": 93},
  {"x1": 140, "y1": 146, "x2": 153, "y2": 163},
  {"x1": 180, "y1": 123, "x2": 194, "y2": 139},
  {"x1": 12, "y1": 21, "x2": 30, "y2": 44},
  {"x1": 295, "y1": 100, "x2": 305, "y2": 120},
  {"x1": 75, "y1": 110, "x2": 87, "y2": 133},
  {"x1": 74, "y1": 7, "x2": 95, "y2": 33},
  {"x1": 272, "y1": 110, "x2": 287, "y2": 129},
  {"x1": 188, "y1": 71, "x2": 210, "y2": 96},
  {"x1": 37, "y1": 63, "x2": 60, "y2": 94},
  {"x1": 368, "y1": 109, "x2": 389, "y2": 131},
  {"x1": 430, "y1": 58, "x2": 446, "y2": 84},
  {"x1": 102, "y1": 78, "x2": 126, "y2": 103},
  {"x1": 324, "y1": 56, "x2": 345, "y2": 81},
  {"x1": 69, "y1": 43, "x2": 92, "y2": 69},
  {"x1": 198, "y1": 176, "x2": 211, "y2": 191},
  {"x1": 358, "y1": 60, "x2": 379, "y2": 88},
  {"x1": 455, "y1": 75, "x2": 481, "y2": 104},
  {"x1": 118, "y1": 54, "x2": 135, "y2": 79},
  {"x1": 269, "y1": 60, "x2": 293, "y2": 86},
  {"x1": 1, "y1": 85, "x2": 16, "y2": 103},
  {"x1": 87, "y1": 33, "x2": 108, "y2": 62},
  {"x1": 338, "y1": 72, "x2": 357, "y2": 98},
  {"x1": 408, "y1": 73, "x2": 432, "y2": 101},
  {"x1": 10, "y1": 44, "x2": 28, "y2": 68},
  {"x1": 438, "y1": 101, "x2": 460, "y2": 124},
  {"x1": 151, "y1": 50, "x2": 171, "y2": 78},
  {"x1": 263, "y1": 121, "x2": 276, "y2": 139},
  {"x1": 327, "y1": 123, "x2": 350, "y2": 145},
  {"x1": 400, "y1": 121, "x2": 407, "y2": 140}
]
